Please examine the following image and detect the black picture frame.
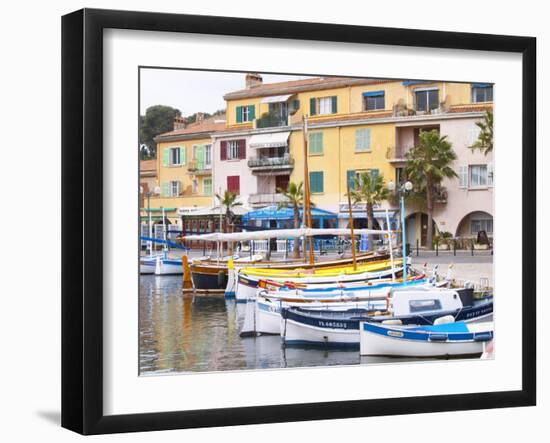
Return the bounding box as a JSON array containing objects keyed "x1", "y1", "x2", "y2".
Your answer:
[{"x1": 61, "y1": 8, "x2": 536, "y2": 435}]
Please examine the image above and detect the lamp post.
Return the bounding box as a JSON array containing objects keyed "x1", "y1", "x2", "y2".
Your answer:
[
  {"x1": 388, "y1": 180, "x2": 413, "y2": 284},
  {"x1": 140, "y1": 185, "x2": 161, "y2": 255}
]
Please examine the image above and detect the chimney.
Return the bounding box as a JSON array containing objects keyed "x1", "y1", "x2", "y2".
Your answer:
[
  {"x1": 196, "y1": 112, "x2": 205, "y2": 123},
  {"x1": 245, "y1": 73, "x2": 263, "y2": 89},
  {"x1": 173, "y1": 115, "x2": 187, "y2": 130}
]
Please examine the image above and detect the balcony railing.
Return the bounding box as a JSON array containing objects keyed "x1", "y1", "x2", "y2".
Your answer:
[
  {"x1": 187, "y1": 160, "x2": 212, "y2": 175},
  {"x1": 434, "y1": 186, "x2": 448, "y2": 204},
  {"x1": 249, "y1": 193, "x2": 289, "y2": 205},
  {"x1": 255, "y1": 112, "x2": 289, "y2": 129},
  {"x1": 247, "y1": 155, "x2": 294, "y2": 170},
  {"x1": 385, "y1": 146, "x2": 409, "y2": 161}
]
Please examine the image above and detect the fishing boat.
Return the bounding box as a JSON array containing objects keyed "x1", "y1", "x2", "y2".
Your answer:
[
  {"x1": 359, "y1": 320, "x2": 493, "y2": 357},
  {"x1": 235, "y1": 258, "x2": 404, "y2": 302},
  {"x1": 280, "y1": 288, "x2": 493, "y2": 348},
  {"x1": 179, "y1": 227, "x2": 395, "y2": 292}
]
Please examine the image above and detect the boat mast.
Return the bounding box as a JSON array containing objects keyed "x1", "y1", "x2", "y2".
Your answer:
[
  {"x1": 385, "y1": 208, "x2": 395, "y2": 281},
  {"x1": 302, "y1": 115, "x2": 314, "y2": 265},
  {"x1": 345, "y1": 180, "x2": 357, "y2": 270}
]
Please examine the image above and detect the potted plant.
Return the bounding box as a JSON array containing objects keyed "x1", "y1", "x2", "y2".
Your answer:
[{"x1": 438, "y1": 231, "x2": 453, "y2": 250}]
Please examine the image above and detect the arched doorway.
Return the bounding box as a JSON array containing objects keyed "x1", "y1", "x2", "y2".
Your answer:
[
  {"x1": 455, "y1": 211, "x2": 493, "y2": 240},
  {"x1": 405, "y1": 212, "x2": 437, "y2": 248}
]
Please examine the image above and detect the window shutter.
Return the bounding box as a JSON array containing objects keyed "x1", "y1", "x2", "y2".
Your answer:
[
  {"x1": 347, "y1": 170, "x2": 356, "y2": 190},
  {"x1": 310, "y1": 171, "x2": 323, "y2": 193},
  {"x1": 238, "y1": 139, "x2": 246, "y2": 159},
  {"x1": 236, "y1": 106, "x2": 242, "y2": 123},
  {"x1": 162, "y1": 182, "x2": 170, "y2": 197},
  {"x1": 369, "y1": 169, "x2": 380, "y2": 180},
  {"x1": 331, "y1": 96, "x2": 337, "y2": 114},
  {"x1": 356, "y1": 128, "x2": 371, "y2": 151},
  {"x1": 459, "y1": 166, "x2": 468, "y2": 188},
  {"x1": 310, "y1": 97, "x2": 317, "y2": 116},
  {"x1": 249, "y1": 105, "x2": 255, "y2": 120},
  {"x1": 175, "y1": 181, "x2": 181, "y2": 196},
  {"x1": 162, "y1": 148, "x2": 170, "y2": 167},
  {"x1": 179, "y1": 146, "x2": 186, "y2": 165},
  {"x1": 220, "y1": 141, "x2": 227, "y2": 161},
  {"x1": 487, "y1": 162, "x2": 493, "y2": 187}
]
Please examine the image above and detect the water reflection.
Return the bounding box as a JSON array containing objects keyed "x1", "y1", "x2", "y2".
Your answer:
[{"x1": 139, "y1": 275, "x2": 361, "y2": 374}]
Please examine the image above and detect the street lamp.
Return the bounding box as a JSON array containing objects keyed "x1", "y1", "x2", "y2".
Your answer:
[
  {"x1": 388, "y1": 180, "x2": 413, "y2": 284},
  {"x1": 140, "y1": 185, "x2": 161, "y2": 255}
]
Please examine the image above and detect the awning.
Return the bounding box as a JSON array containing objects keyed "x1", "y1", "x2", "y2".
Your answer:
[
  {"x1": 177, "y1": 205, "x2": 252, "y2": 217},
  {"x1": 471, "y1": 83, "x2": 492, "y2": 88},
  {"x1": 260, "y1": 94, "x2": 293, "y2": 104},
  {"x1": 249, "y1": 131, "x2": 290, "y2": 149},
  {"x1": 362, "y1": 91, "x2": 384, "y2": 97},
  {"x1": 242, "y1": 205, "x2": 337, "y2": 222}
]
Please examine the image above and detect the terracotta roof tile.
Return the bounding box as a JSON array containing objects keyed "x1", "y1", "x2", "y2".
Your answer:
[
  {"x1": 224, "y1": 77, "x2": 394, "y2": 100},
  {"x1": 155, "y1": 115, "x2": 227, "y2": 139}
]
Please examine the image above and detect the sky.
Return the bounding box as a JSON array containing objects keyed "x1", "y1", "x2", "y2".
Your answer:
[{"x1": 139, "y1": 68, "x2": 315, "y2": 116}]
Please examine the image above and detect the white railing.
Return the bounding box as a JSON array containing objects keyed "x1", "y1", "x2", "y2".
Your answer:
[{"x1": 249, "y1": 193, "x2": 288, "y2": 205}]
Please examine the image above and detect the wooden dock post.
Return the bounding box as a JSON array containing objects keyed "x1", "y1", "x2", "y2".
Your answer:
[{"x1": 182, "y1": 255, "x2": 194, "y2": 294}]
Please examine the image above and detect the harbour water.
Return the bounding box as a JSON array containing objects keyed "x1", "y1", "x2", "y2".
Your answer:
[
  {"x1": 139, "y1": 274, "x2": 483, "y2": 375},
  {"x1": 139, "y1": 275, "x2": 365, "y2": 374}
]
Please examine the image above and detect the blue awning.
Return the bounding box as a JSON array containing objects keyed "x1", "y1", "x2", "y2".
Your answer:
[
  {"x1": 362, "y1": 90, "x2": 385, "y2": 97},
  {"x1": 402, "y1": 80, "x2": 431, "y2": 86},
  {"x1": 471, "y1": 83, "x2": 492, "y2": 88},
  {"x1": 242, "y1": 205, "x2": 337, "y2": 222}
]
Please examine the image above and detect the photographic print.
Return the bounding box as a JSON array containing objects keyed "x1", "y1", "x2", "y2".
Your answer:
[{"x1": 138, "y1": 69, "x2": 495, "y2": 375}]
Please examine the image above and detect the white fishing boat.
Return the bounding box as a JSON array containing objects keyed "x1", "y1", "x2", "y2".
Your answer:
[
  {"x1": 243, "y1": 278, "x2": 432, "y2": 336},
  {"x1": 359, "y1": 320, "x2": 493, "y2": 357},
  {"x1": 280, "y1": 288, "x2": 494, "y2": 348}
]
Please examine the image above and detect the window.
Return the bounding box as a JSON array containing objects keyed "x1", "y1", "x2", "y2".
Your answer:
[
  {"x1": 204, "y1": 144, "x2": 212, "y2": 167},
  {"x1": 275, "y1": 175, "x2": 290, "y2": 192},
  {"x1": 203, "y1": 178, "x2": 212, "y2": 196},
  {"x1": 308, "y1": 132, "x2": 323, "y2": 155},
  {"x1": 309, "y1": 171, "x2": 324, "y2": 193},
  {"x1": 310, "y1": 96, "x2": 337, "y2": 115},
  {"x1": 363, "y1": 92, "x2": 385, "y2": 111},
  {"x1": 469, "y1": 165, "x2": 488, "y2": 187},
  {"x1": 169, "y1": 180, "x2": 180, "y2": 197},
  {"x1": 227, "y1": 176, "x2": 240, "y2": 194},
  {"x1": 221, "y1": 140, "x2": 246, "y2": 161},
  {"x1": 471, "y1": 218, "x2": 493, "y2": 234},
  {"x1": 191, "y1": 178, "x2": 198, "y2": 194},
  {"x1": 409, "y1": 299, "x2": 443, "y2": 313},
  {"x1": 472, "y1": 85, "x2": 493, "y2": 103},
  {"x1": 236, "y1": 105, "x2": 255, "y2": 123},
  {"x1": 415, "y1": 89, "x2": 439, "y2": 112},
  {"x1": 163, "y1": 146, "x2": 185, "y2": 167},
  {"x1": 355, "y1": 128, "x2": 371, "y2": 152}
]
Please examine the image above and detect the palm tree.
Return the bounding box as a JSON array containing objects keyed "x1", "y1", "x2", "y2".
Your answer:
[
  {"x1": 215, "y1": 190, "x2": 242, "y2": 254},
  {"x1": 277, "y1": 181, "x2": 305, "y2": 259},
  {"x1": 470, "y1": 109, "x2": 493, "y2": 155},
  {"x1": 349, "y1": 172, "x2": 390, "y2": 251},
  {"x1": 405, "y1": 130, "x2": 457, "y2": 250}
]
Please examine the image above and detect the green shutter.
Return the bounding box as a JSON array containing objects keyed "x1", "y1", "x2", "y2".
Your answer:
[
  {"x1": 162, "y1": 148, "x2": 170, "y2": 167},
  {"x1": 236, "y1": 106, "x2": 242, "y2": 123},
  {"x1": 331, "y1": 96, "x2": 337, "y2": 114},
  {"x1": 309, "y1": 132, "x2": 323, "y2": 155},
  {"x1": 310, "y1": 171, "x2": 324, "y2": 193},
  {"x1": 203, "y1": 178, "x2": 212, "y2": 196},
  {"x1": 196, "y1": 145, "x2": 204, "y2": 169},
  {"x1": 180, "y1": 146, "x2": 186, "y2": 165},
  {"x1": 310, "y1": 97, "x2": 317, "y2": 116},
  {"x1": 249, "y1": 105, "x2": 255, "y2": 120},
  {"x1": 162, "y1": 182, "x2": 170, "y2": 197},
  {"x1": 347, "y1": 170, "x2": 356, "y2": 190}
]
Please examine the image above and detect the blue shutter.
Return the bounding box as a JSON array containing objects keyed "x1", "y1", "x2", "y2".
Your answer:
[
  {"x1": 347, "y1": 170, "x2": 356, "y2": 190},
  {"x1": 236, "y1": 106, "x2": 242, "y2": 123}
]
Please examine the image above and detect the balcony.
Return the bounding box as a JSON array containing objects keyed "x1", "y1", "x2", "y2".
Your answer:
[
  {"x1": 255, "y1": 112, "x2": 289, "y2": 129},
  {"x1": 385, "y1": 146, "x2": 409, "y2": 163},
  {"x1": 187, "y1": 160, "x2": 212, "y2": 175},
  {"x1": 434, "y1": 186, "x2": 448, "y2": 204},
  {"x1": 249, "y1": 193, "x2": 289, "y2": 206},
  {"x1": 247, "y1": 155, "x2": 294, "y2": 174}
]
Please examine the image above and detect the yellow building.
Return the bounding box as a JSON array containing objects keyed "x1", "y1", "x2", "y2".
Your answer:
[
  {"x1": 219, "y1": 74, "x2": 493, "y2": 234},
  {"x1": 143, "y1": 114, "x2": 224, "y2": 227}
]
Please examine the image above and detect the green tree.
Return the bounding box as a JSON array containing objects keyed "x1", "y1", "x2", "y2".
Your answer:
[
  {"x1": 139, "y1": 105, "x2": 181, "y2": 157},
  {"x1": 215, "y1": 190, "x2": 242, "y2": 254},
  {"x1": 277, "y1": 181, "x2": 305, "y2": 259},
  {"x1": 470, "y1": 109, "x2": 493, "y2": 155},
  {"x1": 349, "y1": 172, "x2": 390, "y2": 251},
  {"x1": 405, "y1": 130, "x2": 457, "y2": 250}
]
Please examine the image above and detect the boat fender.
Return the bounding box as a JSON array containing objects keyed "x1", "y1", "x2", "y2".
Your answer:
[
  {"x1": 433, "y1": 315, "x2": 455, "y2": 325},
  {"x1": 382, "y1": 319, "x2": 403, "y2": 325}
]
